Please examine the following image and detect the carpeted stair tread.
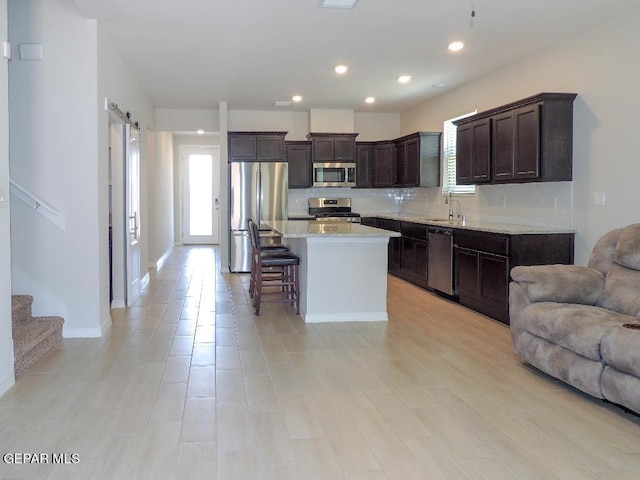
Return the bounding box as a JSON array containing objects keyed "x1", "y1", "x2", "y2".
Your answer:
[
  {"x1": 11, "y1": 295, "x2": 64, "y2": 377},
  {"x1": 11, "y1": 295, "x2": 33, "y2": 326}
]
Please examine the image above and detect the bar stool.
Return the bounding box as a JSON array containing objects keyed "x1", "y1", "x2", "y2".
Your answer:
[
  {"x1": 248, "y1": 220, "x2": 300, "y2": 316},
  {"x1": 247, "y1": 219, "x2": 289, "y2": 299}
]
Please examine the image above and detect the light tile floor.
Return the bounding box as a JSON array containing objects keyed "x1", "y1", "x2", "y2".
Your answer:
[{"x1": 1, "y1": 245, "x2": 640, "y2": 479}]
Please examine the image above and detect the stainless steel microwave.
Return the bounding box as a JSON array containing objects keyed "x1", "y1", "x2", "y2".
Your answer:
[{"x1": 313, "y1": 162, "x2": 356, "y2": 187}]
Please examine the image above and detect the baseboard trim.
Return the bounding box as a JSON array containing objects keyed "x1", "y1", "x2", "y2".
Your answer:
[
  {"x1": 140, "y1": 272, "x2": 150, "y2": 289},
  {"x1": 62, "y1": 326, "x2": 103, "y2": 338},
  {"x1": 111, "y1": 299, "x2": 126, "y2": 309},
  {"x1": 0, "y1": 372, "x2": 15, "y2": 398},
  {"x1": 156, "y1": 246, "x2": 173, "y2": 271},
  {"x1": 302, "y1": 311, "x2": 388, "y2": 323}
]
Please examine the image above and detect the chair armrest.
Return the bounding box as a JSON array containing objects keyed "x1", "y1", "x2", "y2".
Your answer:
[{"x1": 510, "y1": 264, "x2": 605, "y2": 305}]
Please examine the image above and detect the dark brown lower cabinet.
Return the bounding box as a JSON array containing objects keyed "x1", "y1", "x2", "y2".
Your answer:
[
  {"x1": 454, "y1": 230, "x2": 574, "y2": 325},
  {"x1": 378, "y1": 218, "x2": 402, "y2": 275},
  {"x1": 399, "y1": 222, "x2": 428, "y2": 288},
  {"x1": 455, "y1": 247, "x2": 510, "y2": 323},
  {"x1": 366, "y1": 216, "x2": 574, "y2": 325},
  {"x1": 373, "y1": 220, "x2": 428, "y2": 288}
]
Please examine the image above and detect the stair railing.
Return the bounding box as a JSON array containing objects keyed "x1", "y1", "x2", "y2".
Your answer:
[{"x1": 9, "y1": 179, "x2": 66, "y2": 231}]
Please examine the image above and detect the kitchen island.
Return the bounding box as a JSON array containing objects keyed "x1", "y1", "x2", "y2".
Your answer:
[{"x1": 264, "y1": 220, "x2": 401, "y2": 323}]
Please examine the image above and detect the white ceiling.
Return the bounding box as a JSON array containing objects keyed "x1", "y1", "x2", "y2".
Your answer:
[{"x1": 72, "y1": 0, "x2": 638, "y2": 113}]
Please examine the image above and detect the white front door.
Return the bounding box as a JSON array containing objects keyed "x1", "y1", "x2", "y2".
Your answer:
[
  {"x1": 181, "y1": 146, "x2": 221, "y2": 244},
  {"x1": 125, "y1": 124, "x2": 141, "y2": 306}
]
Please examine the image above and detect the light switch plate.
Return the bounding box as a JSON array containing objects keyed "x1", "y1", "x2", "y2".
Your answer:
[
  {"x1": 19, "y1": 43, "x2": 44, "y2": 60},
  {"x1": 593, "y1": 191, "x2": 606, "y2": 206},
  {"x1": 0, "y1": 189, "x2": 6, "y2": 208}
]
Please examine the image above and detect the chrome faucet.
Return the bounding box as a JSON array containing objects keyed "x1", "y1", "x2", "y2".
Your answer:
[{"x1": 445, "y1": 192, "x2": 462, "y2": 221}]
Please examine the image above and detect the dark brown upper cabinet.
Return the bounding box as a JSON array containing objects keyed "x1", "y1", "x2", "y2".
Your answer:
[
  {"x1": 356, "y1": 132, "x2": 441, "y2": 188},
  {"x1": 395, "y1": 132, "x2": 442, "y2": 188},
  {"x1": 456, "y1": 118, "x2": 491, "y2": 185},
  {"x1": 492, "y1": 104, "x2": 541, "y2": 182},
  {"x1": 285, "y1": 141, "x2": 312, "y2": 189},
  {"x1": 371, "y1": 141, "x2": 396, "y2": 188},
  {"x1": 356, "y1": 142, "x2": 374, "y2": 188},
  {"x1": 454, "y1": 93, "x2": 577, "y2": 185},
  {"x1": 228, "y1": 132, "x2": 287, "y2": 162},
  {"x1": 307, "y1": 133, "x2": 358, "y2": 163}
]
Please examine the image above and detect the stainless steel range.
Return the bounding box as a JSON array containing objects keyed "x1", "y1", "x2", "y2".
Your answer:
[{"x1": 308, "y1": 197, "x2": 361, "y2": 223}]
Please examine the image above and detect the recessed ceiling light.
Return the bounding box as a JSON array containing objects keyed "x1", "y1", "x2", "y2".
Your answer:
[
  {"x1": 397, "y1": 75, "x2": 412, "y2": 84},
  {"x1": 364, "y1": 97, "x2": 375, "y2": 104},
  {"x1": 334, "y1": 65, "x2": 348, "y2": 74},
  {"x1": 292, "y1": 95, "x2": 302, "y2": 102},
  {"x1": 197, "y1": 129, "x2": 204, "y2": 135},
  {"x1": 320, "y1": 0, "x2": 359, "y2": 9},
  {"x1": 448, "y1": 41, "x2": 464, "y2": 52}
]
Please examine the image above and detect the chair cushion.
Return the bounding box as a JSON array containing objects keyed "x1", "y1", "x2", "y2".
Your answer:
[
  {"x1": 260, "y1": 245, "x2": 289, "y2": 253},
  {"x1": 601, "y1": 324, "x2": 640, "y2": 377},
  {"x1": 588, "y1": 227, "x2": 623, "y2": 275},
  {"x1": 510, "y1": 265, "x2": 603, "y2": 305},
  {"x1": 520, "y1": 302, "x2": 631, "y2": 360},
  {"x1": 261, "y1": 252, "x2": 299, "y2": 266},
  {"x1": 597, "y1": 263, "x2": 640, "y2": 317},
  {"x1": 613, "y1": 223, "x2": 640, "y2": 270}
]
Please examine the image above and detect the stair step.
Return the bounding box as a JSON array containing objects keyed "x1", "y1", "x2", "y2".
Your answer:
[
  {"x1": 11, "y1": 295, "x2": 33, "y2": 325},
  {"x1": 11, "y1": 295, "x2": 64, "y2": 377}
]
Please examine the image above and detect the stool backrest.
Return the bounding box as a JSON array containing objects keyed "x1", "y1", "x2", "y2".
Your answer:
[{"x1": 248, "y1": 219, "x2": 259, "y2": 250}]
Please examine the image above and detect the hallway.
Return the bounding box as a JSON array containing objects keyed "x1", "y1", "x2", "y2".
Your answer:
[{"x1": 1, "y1": 245, "x2": 640, "y2": 479}]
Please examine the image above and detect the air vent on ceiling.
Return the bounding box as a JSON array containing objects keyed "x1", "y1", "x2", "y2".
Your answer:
[
  {"x1": 320, "y1": 0, "x2": 359, "y2": 9},
  {"x1": 274, "y1": 101, "x2": 293, "y2": 107}
]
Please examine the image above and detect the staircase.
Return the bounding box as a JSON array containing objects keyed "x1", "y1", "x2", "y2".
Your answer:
[{"x1": 11, "y1": 295, "x2": 64, "y2": 377}]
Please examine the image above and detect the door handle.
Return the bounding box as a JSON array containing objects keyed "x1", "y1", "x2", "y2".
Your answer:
[{"x1": 129, "y1": 213, "x2": 138, "y2": 240}]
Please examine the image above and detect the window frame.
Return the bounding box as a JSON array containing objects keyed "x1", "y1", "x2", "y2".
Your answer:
[{"x1": 442, "y1": 111, "x2": 477, "y2": 196}]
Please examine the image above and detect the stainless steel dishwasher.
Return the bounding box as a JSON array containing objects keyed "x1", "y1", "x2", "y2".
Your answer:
[{"x1": 427, "y1": 227, "x2": 454, "y2": 295}]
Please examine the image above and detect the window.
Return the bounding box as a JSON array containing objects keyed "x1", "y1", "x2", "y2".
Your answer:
[{"x1": 442, "y1": 111, "x2": 477, "y2": 195}]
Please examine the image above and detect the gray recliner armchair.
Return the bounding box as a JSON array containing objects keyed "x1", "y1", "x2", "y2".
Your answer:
[{"x1": 509, "y1": 223, "x2": 640, "y2": 414}]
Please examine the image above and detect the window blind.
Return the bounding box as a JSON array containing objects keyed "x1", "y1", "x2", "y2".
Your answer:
[{"x1": 442, "y1": 111, "x2": 477, "y2": 196}]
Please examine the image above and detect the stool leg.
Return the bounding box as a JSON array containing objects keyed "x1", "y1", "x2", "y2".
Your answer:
[
  {"x1": 293, "y1": 264, "x2": 300, "y2": 314},
  {"x1": 254, "y1": 260, "x2": 262, "y2": 316},
  {"x1": 286, "y1": 264, "x2": 293, "y2": 305},
  {"x1": 249, "y1": 252, "x2": 255, "y2": 298}
]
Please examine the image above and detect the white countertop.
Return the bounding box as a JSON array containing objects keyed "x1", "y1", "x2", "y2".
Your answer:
[
  {"x1": 265, "y1": 220, "x2": 401, "y2": 238},
  {"x1": 371, "y1": 213, "x2": 575, "y2": 235}
]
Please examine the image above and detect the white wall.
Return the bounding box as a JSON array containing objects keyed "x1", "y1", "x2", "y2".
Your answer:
[
  {"x1": 97, "y1": 21, "x2": 155, "y2": 309},
  {"x1": 9, "y1": 0, "x2": 104, "y2": 336},
  {"x1": 149, "y1": 131, "x2": 174, "y2": 267},
  {"x1": 9, "y1": 0, "x2": 155, "y2": 338},
  {"x1": 354, "y1": 112, "x2": 401, "y2": 141},
  {"x1": 228, "y1": 110, "x2": 309, "y2": 140},
  {"x1": 400, "y1": 5, "x2": 640, "y2": 265},
  {"x1": 156, "y1": 108, "x2": 219, "y2": 133},
  {"x1": 158, "y1": 108, "x2": 402, "y2": 143},
  {"x1": 0, "y1": 0, "x2": 15, "y2": 396}
]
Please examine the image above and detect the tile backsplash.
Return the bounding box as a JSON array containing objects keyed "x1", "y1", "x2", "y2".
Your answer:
[
  {"x1": 289, "y1": 181, "x2": 573, "y2": 228},
  {"x1": 288, "y1": 187, "x2": 404, "y2": 216}
]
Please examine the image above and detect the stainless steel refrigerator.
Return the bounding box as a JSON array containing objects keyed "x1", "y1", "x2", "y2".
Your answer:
[{"x1": 229, "y1": 161, "x2": 288, "y2": 272}]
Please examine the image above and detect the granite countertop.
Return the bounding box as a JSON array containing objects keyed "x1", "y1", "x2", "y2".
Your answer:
[
  {"x1": 368, "y1": 213, "x2": 575, "y2": 235},
  {"x1": 265, "y1": 220, "x2": 402, "y2": 238}
]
